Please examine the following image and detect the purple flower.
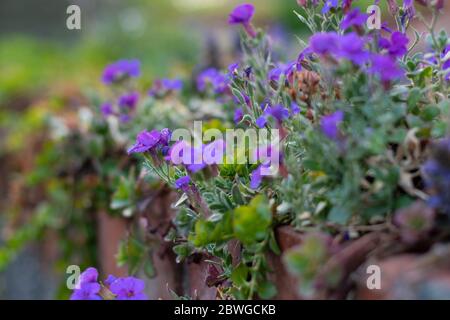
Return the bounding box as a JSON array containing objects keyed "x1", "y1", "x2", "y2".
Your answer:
[
  {"x1": 100, "y1": 102, "x2": 114, "y2": 117},
  {"x1": 321, "y1": 110, "x2": 344, "y2": 140},
  {"x1": 118, "y1": 92, "x2": 139, "y2": 110},
  {"x1": 228, "y1": 3, "x2": 256, "y2": 37},
  {"x1": 250, "y1": 163, "x2": 272, "y2": 189},
  {"x1": 119, "y1": 114, "x2": 131, "y2": 123},
  {"x1": 268, "y1": 61, "x2": 297, "y2": 84},
  {"x1": 109, "y1": 277, "x2": 147, "y2": 300},
  {"x1": 197, "y1": 68, "x2": 229, "y2": 94},
  {"x1": 128, "y1": 130, "x2": 162, "y2": 154},
  {"x1": 256, "y1": 115, "x2": 267, "y2": 128},
  {"x1": 322, "y1": 0, "x2": 338, "y2": 14},
  {"x1": 340, "y1": 8, "x2": 368, "y2": 30},
  {"x1": 388, "y1": 32, "x2": 409, "y2": 57},
  {"x1": 234, "y1": 108, "x2": 244, "y2": 124},
  {"x1": 309, "y1": 32, "x2": 339, "y2": 55},
  {"x1": 70, "y1": 282, "x2": 102, "y2": 300},
  {"x1": 268, "y1": 67, "x2": 283, "y2": 82},
  {"x1": 379, "y1": 32, "x2": 409, "y2": 58},
  {"x1": 266, "y1": 105, "x2": 290, "y2": 123},
  {"x1": 368, "y1": 54, "x2": 404, "y2": 82},
  {"x1": 255, "y1": 105, "x2": 289, "y2": 128},
  {"x1": 175, "y1": 176, "x2": 191, "y2": 190},
  {"x1": 79, "y1": 267, "x2": 99, "y2": 284},
  {"x1": 297, "y1": 47, "x2": 312, "y2": 70},
  {"x1": 102, "y1": 59, "x2": 141, "y2": 85},
  {"x1": 105, "y1": 275, "x2": 117, "y2": 286},
  {"x1": 228, "y1": 3, "x2": 255, "y2": 25},
  {"x1": 70, "y1": 267, "x2": 101, "y2": 301},
  {"x1": 162, "y1": 78, "x2": 183, "y2": 91},
  {"x1": 159, "y1": 128, "x2": 171, "y2": 146},
  {"x1": 149, "y1": 78, "x2": 183, "y2": 97},
  {"x1": 337, "y1": 33, "x2": 370, "y2": 65},
  {"x1": 228, "y1": 62, "x2": 240, "y2": 78},
  {"x1": 291, "y1": 102, "x2": 301, "y2": 115},
  {"x1": 403, "y1": 0, "x2": 415, "y2": 19},
  {"x1": 250, "y1": 165, "x2": 263, "y2": 189}
]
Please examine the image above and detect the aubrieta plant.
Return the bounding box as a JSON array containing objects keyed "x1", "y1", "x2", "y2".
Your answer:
[
  {"x1": 122, "y1": 1, "x2": 450, "y2": 299},
  {"x1": 61, "y1": 0, "x2": 450, "y2": 300}
]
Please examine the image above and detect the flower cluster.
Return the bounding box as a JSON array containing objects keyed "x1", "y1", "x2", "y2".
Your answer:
[
  {"x1": 148, "y1": 78, "x2": 183, "y2": 98},
  {"x1": 100, "y1": 59, "x2": 143, "y2": 123},
  {"x1": 197, "y1": 68, "x2": 229, "y2": 95},
  {"x1": 102, "y1": 59, "x2": 141, "y2": 85},
  {"x1": 70, "y1": 267, "x2": 147, "y2": 300}
]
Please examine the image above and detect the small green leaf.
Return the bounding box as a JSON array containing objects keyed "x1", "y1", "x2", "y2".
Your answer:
[
  {"x1": 231, "y1": 263, "x2": 249, "y2": 287},
  {"x1": 257, "y1": 280, "x2": 277, "y2": 299}
]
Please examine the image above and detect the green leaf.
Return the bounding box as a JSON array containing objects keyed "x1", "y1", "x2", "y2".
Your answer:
[
  {"x1": 268, "y1": 231, "x2": 281, "y2": 255},
  {"x1": 233, "y1": 195, "x2": 272, "y2": 245},
  {"x1": 257, "y1": 280, "x2": 277, "y2": 299},
  {"x1": 231, "y1": 263, "x2": 249, "y2": 287},
  {"x1": 420, "y1": 105, "x2": 440, "y2": 121},
  {"x1": 173, "y1": 243, "x2": 193, "y2": 263},
  {"x1": 144, "y1": 258, "x2": 155, "y2": 278},
  {"x1": 407, "y1": 88, "x2": 421, "y2": 114},
  {"x1": 232, "y1": 184, "x2": 245, "y2": 205},
  {"x1": 328, "y1": 206, "x2": 351, "y2": 225}
]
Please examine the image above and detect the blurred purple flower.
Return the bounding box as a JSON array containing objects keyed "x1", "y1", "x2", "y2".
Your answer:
[
  {"x1": 119, "y1": 114, "x2": 131, "y2": 123},
  {"x1": 229, "y1": 3, "x2": 255, "y2": 25},
  {"x1": 379, "y1": 32, "x2": 409, "y2": 58},
  {"x1": 102, "y1": 59, "x2": 140, "y2": 85},
  {"x1": 229, "y1": 3, "x2": 256, "y2": 37},
  {"x1": 149, "y1": 78, "x2": 183, "y2": 97},
  {"x1": 256, "y1": 115, "x2": 267, "y2": 128},
  {"x1": 162, "y1": 78, "x2": 183, "y2": 91},
  {"x1": 228, "y1": 62, "x2": 240, "y2": 78},
  {"x1": 118, "y1": 92, "x2": 139, "y2": 110},
  {"x1": 309, "y1": 32, "x2": 339, "y2": 55},
  {"x1": 337, "y1": 33, "x2": 370, "y2": 65},
  {"x1": 321, "y1": 110, "x2": 344, "y2": 140},
  {"x1": 105, "y1": 275, "x2": 117, "y2": 286},
  {"x1": 368, "y1": 54, "x2": 404, "y2": 82},
  {"x1": 340, "y1": 8, "x2": 368, "y2": 30},
  {"x1": 197, "y1": 68, "x2": 229, "y2": 94},
  {"x1": 234, "y1": 108, "x2": 244, "y2": 124},
  {"x1": 256, "y1": 105, "x2": 289, "y2": 127},
  {"x1": 291, "y1": 102, "x2": 301, "y2": 115},
  {"x1": 322, "y1": 0, "x2": 338, "y2": 14},
  {"x1": 110, "y1": 277, "x2": 147, "y2": 300},
  {"x1": 159, "y1": 128, "x2": 171, "y2": 146},
  {"x1": 79, "y1": 267, "x2": 99, "y2": 284},
  {"x1": 100, "y1": 102, "x2": 114, "y2": 117},
  {"x1": 175, "y1": 175, "x2": 191, "y2": 190},
  {"x1": 70, "y1": 267, "x2": 101, "y2": 300},
  {"x1": 70, "y1": 282, "x2": 102, "y2": 300},
  {"x1": 268, "y1": 67, "x2": 283, "y2": 82},
  {"x1": 249, "y1": 164, "x2": 267, "y2": 189},
  {"x1": 266, "y1": 105, "x2": 290, "y2": 123}
]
